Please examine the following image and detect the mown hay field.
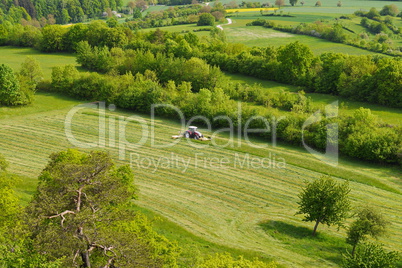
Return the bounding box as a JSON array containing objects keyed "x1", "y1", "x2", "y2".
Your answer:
[{"x1": 1, "y1": 93, "x2": 401, "y2": 267}]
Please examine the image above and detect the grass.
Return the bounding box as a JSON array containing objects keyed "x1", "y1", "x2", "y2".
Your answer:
[
  {"x1": 0, "y1": 46, "x2": 78, "y2": 79},
  {"x1": 224, "y1": 24, "x2": 382, "y2": 55},
  {"x1": 226, "y1": 73, "x2": 402, "y2": 125},
  {"x1": 259, "y1": 220, "x2": 347, "y2": 265},
  {"x1": 1, "y1": 93, "x2": 401, "y2": 267},
  {"x1": 137, "y1": 205, "x2": 279, "y2": 266}
]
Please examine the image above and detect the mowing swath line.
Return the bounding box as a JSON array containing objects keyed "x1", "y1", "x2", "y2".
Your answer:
[{"x1": 1, "y1": 104, "x2": 402, "y2": 267}]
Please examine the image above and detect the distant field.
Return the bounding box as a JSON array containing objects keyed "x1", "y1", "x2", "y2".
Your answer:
[
  {"x1": 0, "y1": 46, "x2": 78, "y2": 79},
  {"x1": 224, "y1": 24, "x2": 384, "y2": 55},
  {"x1": 227, "y1": 73, "x2": 402, "y2": 125},
  {"x1": 1, "y1": 93, "x2": 401, "y2": 267}
]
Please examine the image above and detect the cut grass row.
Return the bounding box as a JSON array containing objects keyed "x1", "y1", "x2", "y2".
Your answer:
[{"x1": 1, "y1": 93, "x2": 401, "y2": 267}]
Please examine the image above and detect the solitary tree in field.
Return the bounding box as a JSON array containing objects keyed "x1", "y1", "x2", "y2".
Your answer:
[
  {"x1": 346, "y1": 206, "x2": 388, "y2": 256},
  {"x1": 296, "y1": 176, "x2": 351, "y2": 236},
  {"x1": 380, "y1": 4, "x2": 399, "y2": 17},
  {"x1": 197, "y1": 13, "x2": 215, "y2": 26},
  {"x1": 315, "y1": 1, "x2": 321, "y2": 6},
  {"x1": 275, "y1": 0, "x2": 285, "y2": 8},
  {"x1": 289, "y1": 0, "x2": 298, "y2": 6}
]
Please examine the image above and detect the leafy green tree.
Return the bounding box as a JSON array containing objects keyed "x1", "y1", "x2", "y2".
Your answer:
[
  {"x1": 39, "y1": 25, "x2": 67, "y2": 52},
  {"x1": 346, "y1": 207, "x2": 388, "y2": 256},
  {"x1": 61, "y1": 9, "x2": 71, "y2": 24},
  {"x1": 366, "y1": 59, "x2": 402, "y2": 107},
  {"x1": 0, "y1": 64, "x2": 30, "y2": 106},
  {"x1": 107, "y1": 17, "x2": 118, "y2": 27},
  {"x1": 26, "y1": 149, "x2": 179, "y2": 267},
  {"x1": 289, "y1": 0, "x2": 298, "y2": 6},
  {"x1": 0, "y1": 156, "x2": 21, "y2": 243},
  {"x1": 197, "y1": 13, "x2": 215, "y2": 26},
  {"x1": 51, "y1": 64, "x2": 80, "y2": 93},
  {"x1": 342, "y1": 243, "x2": 400, "y2": 268},
  {"x1": 174, "y1": 39, "x2": 193, "y2": 58},
  {"x1": 380, "y1": 4, "x2": 399, "y2": 17},
  {"x1": 19, "y1": 56, "x2": 43, "y2": 86},
  {"x1": 315, "y1": 52, "x2": 346, "y2": 94},
  {"x1": 276, "y1": 41, "x2": 315, "y2": 86},
  {"x1": 62, "y1": 23, "x2": 89, "y2": 51},
  {"x1": 133, "y1": 7, "x2": 142, "y2": 18},
  {"x1": 367, "y1": 7, "x2": 380, "y2": 19},
  {"x1": 296, "y1": 176, "x2": 351, "y2": 236}
]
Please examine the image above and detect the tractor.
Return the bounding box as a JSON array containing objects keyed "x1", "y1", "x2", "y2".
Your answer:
[
  {"x1": 183, "y1": 126, "x2": 203, "y2": 140},
  {"x1": 171, "y1": 126, "x2": 211, "y2": 141}
]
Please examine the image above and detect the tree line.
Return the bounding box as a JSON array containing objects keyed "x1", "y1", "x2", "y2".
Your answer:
[
  {"x1": 1, "y1": 20, "x2": 401, "y2": 108},
  {"x1": 0, "y1": 0, "x2": 123, "y2": 25},
  {"x1": 33, "y1": 54, "x2": 401, "y2": 165}
]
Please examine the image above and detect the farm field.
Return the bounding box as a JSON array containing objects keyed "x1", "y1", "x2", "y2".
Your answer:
[
  {"x1": 138, "y1": 16, "x2": 389, "y2": 56},
  {"x1": 223, "y1": 24, "x2": 384, "y2": 55},
  {"x1": 1, "y1": 46, "x2": 400, "y2": 126},
  {"x1": 1, "y1": 93, "x2": 401, "y2": 267},
  {"x1": 227, "y1": 73, "x2": 402, "y2": 125},
  {"x1": 1, "y1": 0, "x2": 402, "y2": 266},
  {"x1": 0, "y1": 46, "x2": 78, "y2": 79}
]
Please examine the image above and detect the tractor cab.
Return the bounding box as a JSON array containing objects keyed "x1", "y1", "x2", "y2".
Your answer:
[
  {"x1": 188, "y1": 126, "x2": 198, "y2": 133},
  {"x1": 184, "y1": 126, "x2": 203, "y2": 139}
]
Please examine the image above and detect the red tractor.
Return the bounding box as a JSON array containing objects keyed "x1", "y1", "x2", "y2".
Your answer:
[
  {"x1": 183, "y1": 126, "x2": 204, "y2": 140},
  {"x1": 171, "y1": 126, "x2": 211, "y2": 141}
]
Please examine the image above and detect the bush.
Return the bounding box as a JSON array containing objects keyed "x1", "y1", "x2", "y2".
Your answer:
[
  {"x1": 197, "y1": 13, "x2": 215, "y2": 26},
  {"x1": 343, "y1": 243, "x2": 400, "y2": 268}
]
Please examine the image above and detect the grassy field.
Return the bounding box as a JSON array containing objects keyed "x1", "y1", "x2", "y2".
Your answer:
[
  {"x1": 226, "y1": 73, "x2": 402, "y2": 125},
  {"x1": 1, "y1": 93, "x2": 401, "y2": 267},
  {"x1": 0, "y1": 46, "x2": 78, "y2": 79}
]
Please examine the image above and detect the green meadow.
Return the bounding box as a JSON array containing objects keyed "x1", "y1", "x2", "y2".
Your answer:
[
  {"x1": 1, "y1": 93, "x2": 401, "y2": 267},
  {"x1": 1, "y1": 1, "x2": 402, "y2": 264},
  {"x1": 0, "y1": 46, "x2": 78, "y2": 79}
]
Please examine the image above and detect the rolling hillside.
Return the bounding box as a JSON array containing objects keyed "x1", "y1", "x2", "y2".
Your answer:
[{"x1": 1, "y1": 93, "x2": 401, "y2": 267}]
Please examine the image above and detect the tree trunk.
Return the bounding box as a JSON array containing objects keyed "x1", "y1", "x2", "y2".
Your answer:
[
  {"x1": 312, "y1": 219, "x2": 320, "y2": 236},
  {"x1": 351, "y1": 243, "x2": 357, "y2": 257},
  {"x1": 81, "y1": 251, "x2": 91, "y2": 268}
]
